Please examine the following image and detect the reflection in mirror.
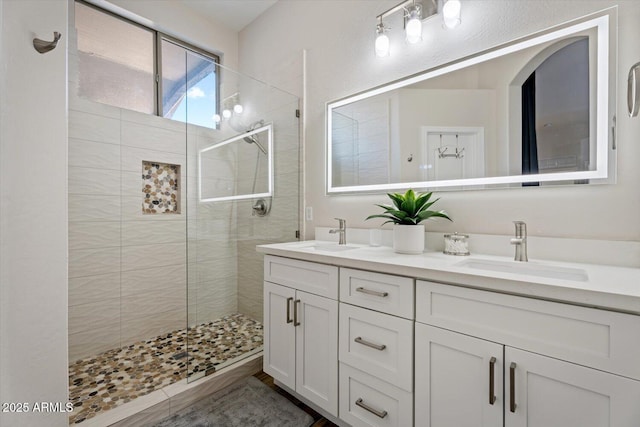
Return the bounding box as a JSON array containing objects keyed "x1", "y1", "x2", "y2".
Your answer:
[
  {"x1": 199, "y1": 123, "x2": 273, "y2": 202},
  {"x1": 328, "y1": 12, "x2": 615, "y2": 193},
  {"x1": 522, "y1": 38, "x2": 589, "y2": 183}
]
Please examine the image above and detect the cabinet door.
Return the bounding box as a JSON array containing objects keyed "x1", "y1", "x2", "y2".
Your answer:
[
  {"x1": 505, "y1": 347, "x2": 640, "y2": 427},
  {"x1": 296, "y1": 290, "x2": 339, "y2": 416},
  {"x1": 415, "y1": 323, "x2": 504, "y2": 427},
  {"x1": 263, "y1": 281, "x2": 296, "y2": 390}
]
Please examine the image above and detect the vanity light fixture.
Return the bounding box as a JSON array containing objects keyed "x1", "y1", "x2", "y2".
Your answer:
[
  {"x1": 374, "y1": 0, "x2": 461, "y2": 57},
  {"x1": 405, "y1": 3, "x2": 423, "y2": 44},
  {"x1": 375, "y1": 22, "x2": 391, "y2": 57}
]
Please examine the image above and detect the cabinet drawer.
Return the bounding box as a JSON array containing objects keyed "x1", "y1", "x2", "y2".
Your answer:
[
  {"x1": 339, "y1": 363, "x2": 412, "y2": 427},
  {"x1": 264, "y1": 255, "x2": 338, "y2": 299},
  {"x1": 340, "y1": 268, "x2": 414, "y2": 319},
  {"x1": 339, "y1": 303, "x2": 413, "y2": 391},
  {"x1": 416, "y1": 280, "x2": 640, "y2": 380}
]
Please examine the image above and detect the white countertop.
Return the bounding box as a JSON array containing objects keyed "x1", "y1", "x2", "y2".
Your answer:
[{"x1": 257, "y1": 240, "x2": 640, "y2": 315}]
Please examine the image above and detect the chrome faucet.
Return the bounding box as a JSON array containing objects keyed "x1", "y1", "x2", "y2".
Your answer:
[
  {"x1": 329, "y1": 218, "x2": 347, "y2": 245},
  {"x1": 510, "y1": 221, "x2": 528, "y2": 262}
]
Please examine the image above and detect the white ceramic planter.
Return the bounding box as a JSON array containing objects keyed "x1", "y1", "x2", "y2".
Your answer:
[{"x1": 393, "y1": 224, "x2": 425, "y2": 254}]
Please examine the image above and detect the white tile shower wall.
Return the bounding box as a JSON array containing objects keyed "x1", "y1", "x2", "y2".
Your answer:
[
  {"x1": 67, "y1": 80, "x2": 234, "y2": 362},
  {"x1": 67, "y1": 99, "x2": 183, "y2": 360},
  {"x1": 65, "y1": 0, "x2": 244, "y2": 362}
]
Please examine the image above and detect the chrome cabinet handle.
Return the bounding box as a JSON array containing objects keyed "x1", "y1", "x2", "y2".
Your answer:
[
  {"x1": 510, "y1": 362, "x2": 517, "y2": 413},
  {"x1": 354, "y1": 336, "x2": 386, "y2": 351},
  {"x1": 356, "y1": 287, "x2": 388, "y2": 298},
  {"x1": 355, "y1": 398, "x2": 387, "y2": 419},
  {"x1": 286, "y1": 297, "x2": 293, "y2": 324},
  {"x1": 293, "y1": 299, "x2": 301, "y2": 327},
  {"x1": 489, "y1": 357, "x2": 497, "y2": 405}
]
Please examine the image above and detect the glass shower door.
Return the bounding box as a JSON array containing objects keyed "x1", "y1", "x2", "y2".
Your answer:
[{"x1": 185, "y1": 58, "x2": 300, "y2": 382}]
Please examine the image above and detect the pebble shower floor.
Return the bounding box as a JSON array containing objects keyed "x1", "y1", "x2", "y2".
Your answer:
[{"x1": 68, "y1": 313, "x2": 263, "y2": 424}]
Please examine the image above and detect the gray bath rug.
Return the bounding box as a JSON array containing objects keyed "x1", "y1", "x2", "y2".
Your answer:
[{"x1": 152, "y1": 376, "x2": 314, "y2": 427}]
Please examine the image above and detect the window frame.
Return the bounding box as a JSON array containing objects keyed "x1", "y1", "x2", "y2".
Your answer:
[{"x1": 75, "y1": 0, "x2": 221, "y2": 123}]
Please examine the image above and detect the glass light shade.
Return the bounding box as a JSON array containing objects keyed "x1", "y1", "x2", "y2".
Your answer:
[
  {"x1": 406, "y1": 17, "x2": 422, "y2": 43},
  {"x1": 222, "y1": 109, "x2": 232, "y2": 119},
  {"x1": 375, "y1": 32, "x2": 390, "y2": 57},
  {"x1": 443, "y1": 0, "x2": 461, "y2": 28},
  {"x1": 233, "y1": 104, "x2": 244, "y2": 114},
  {"x1": 213, "y1": 114, "x2": 221, "y2": 123}
]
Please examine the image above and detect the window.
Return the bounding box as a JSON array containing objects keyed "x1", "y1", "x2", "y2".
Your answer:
[
  {"x1": 160, "y1": 38, "x2": 219, "y2": 129},
  {"x1": 74, "y1": 1, "x2": 220, "y2": 128}
]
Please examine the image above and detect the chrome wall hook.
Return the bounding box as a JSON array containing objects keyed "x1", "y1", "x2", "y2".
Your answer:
[{"x1": 33, "y1": 32, "x2": 62, "y2": 54}]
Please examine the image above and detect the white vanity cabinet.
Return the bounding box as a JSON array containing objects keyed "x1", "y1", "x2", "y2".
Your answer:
[
  {"x1": 338, "y1": 268, "x2": 414, "y2": 427},
  {"x1": 258, "y1": 243, "x2": 640, "y2": 427},
  {"x1": 415, "y1": 280, "x2": 640, "y2": 427},
  {"x1": 263, "y1": 255, "x2": 339, "y2": 417}
]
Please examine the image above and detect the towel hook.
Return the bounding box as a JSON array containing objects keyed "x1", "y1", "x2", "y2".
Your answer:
[{"x1": 33, "y1": 31, "x2": 62, "y2": 54}]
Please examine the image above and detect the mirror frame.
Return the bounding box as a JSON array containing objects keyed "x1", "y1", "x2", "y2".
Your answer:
[
  {"x1": 326, "y1": 11, "x2": 616, "y2": 194},
  {"x1": 198, "y1": 123, "x2": 273, "y2": 202}
]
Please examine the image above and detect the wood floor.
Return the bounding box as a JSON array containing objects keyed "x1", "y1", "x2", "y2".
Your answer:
[{"x1": 254, "y1": 371, "x2": 339, "y2": 427}]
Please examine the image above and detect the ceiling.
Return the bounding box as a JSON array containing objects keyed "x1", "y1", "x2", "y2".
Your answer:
[{"x1": 178, "y1": 0, "x2": 278, "y2": 32}]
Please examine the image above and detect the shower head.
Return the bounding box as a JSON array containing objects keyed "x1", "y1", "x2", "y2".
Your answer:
[{"x1": 244, "y1": 133, "x2": 267, "y2": 155}]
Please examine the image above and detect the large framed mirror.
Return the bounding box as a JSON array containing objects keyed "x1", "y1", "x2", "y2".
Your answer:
[{"x1": 327, "y1": 11, "x2": 616, "y2": 194}]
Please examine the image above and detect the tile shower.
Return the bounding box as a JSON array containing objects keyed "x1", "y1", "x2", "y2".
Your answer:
[{"x1": 67, "y1": 22, "x2": 300, "y2": 424}]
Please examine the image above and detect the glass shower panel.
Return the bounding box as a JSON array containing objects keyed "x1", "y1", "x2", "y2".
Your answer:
[{"x1": 185, "y1": 60, "x2": 300, "y2": 382}]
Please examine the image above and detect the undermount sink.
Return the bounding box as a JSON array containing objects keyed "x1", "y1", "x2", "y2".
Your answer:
[
  {"x1": 310, "y1": 243, "x2": 359, "y2": 252},
  {"x1": 455, "y1": 258, "x2": 589, "y2": 282}
]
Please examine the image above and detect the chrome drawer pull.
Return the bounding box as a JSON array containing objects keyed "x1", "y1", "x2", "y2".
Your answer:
[
  {"x1": 354, "y1": 336, "x2": 386, "y2": 351},
  {"x1": 356, "y1": 287, "x2": 388, "y2": 298},
  {"x1": 355, "y1": 398, "x2": 387, "y2": 419}
]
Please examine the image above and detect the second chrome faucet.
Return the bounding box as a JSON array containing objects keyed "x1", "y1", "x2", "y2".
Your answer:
[
  {"x1": 329, "y1": 218, "x2": 347, "y2": 245},
  {"x1": 510, "y1": 221, "x2": 528, "y2": 262}
]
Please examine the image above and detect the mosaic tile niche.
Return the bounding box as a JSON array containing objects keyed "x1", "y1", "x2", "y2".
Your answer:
[{"x1": 142, "y1": 161, "x2": 180, "y2": 214}]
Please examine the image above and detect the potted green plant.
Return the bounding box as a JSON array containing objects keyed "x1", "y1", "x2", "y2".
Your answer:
[{"x1": 366, "y1": 189, "x2": 452, "y2": 254}]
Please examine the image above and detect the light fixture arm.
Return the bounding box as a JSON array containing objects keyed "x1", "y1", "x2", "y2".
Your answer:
[
  {"x1": 374, "y1": 0, "x2": 456, "y2": 57},
  {"x1": 376, "y1": 0, "x2": 437, "y2": 22}
]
